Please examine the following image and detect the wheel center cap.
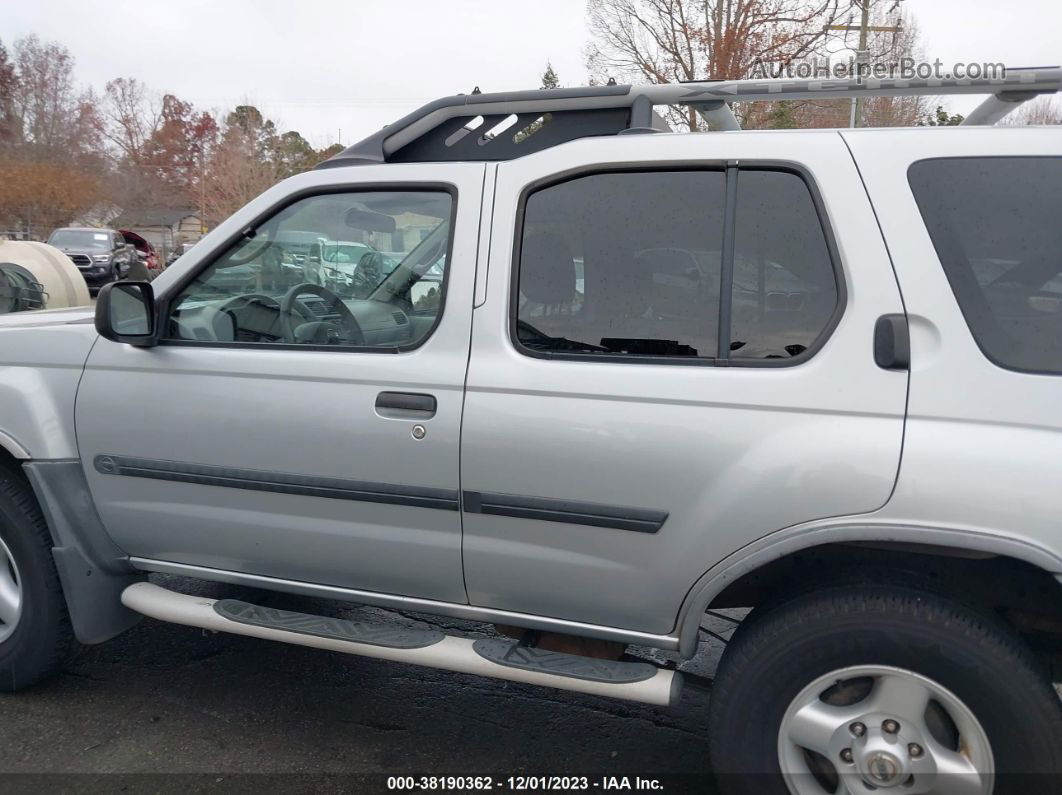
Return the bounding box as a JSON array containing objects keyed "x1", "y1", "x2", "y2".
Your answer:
[{"x1": 865, "y1": 751, "x2": 903, "y2": 786}]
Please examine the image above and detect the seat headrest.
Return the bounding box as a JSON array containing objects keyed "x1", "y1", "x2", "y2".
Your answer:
[{"x1": 520, "y1": 232, "x2": 576, "y2": 305}]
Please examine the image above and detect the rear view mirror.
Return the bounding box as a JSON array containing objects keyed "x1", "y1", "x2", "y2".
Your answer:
[
  {"x1": 345, "y1": 207, "x2": 396, "y2": 233},
  {"x1": 95, "y1": 281, "x2": 157, "y2": 347}
]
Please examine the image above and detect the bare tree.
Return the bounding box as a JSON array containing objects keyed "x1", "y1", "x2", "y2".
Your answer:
[
  {"x1": 9, "y1": 35, "x2": 89, "y2": 154},
  {"x1": 586, "y1": 0, "x2": 844, "y2": 129},
  {"x1": 1002, "y1": 96, "x2": 1062, "y2": 126},
  {"x1": 585, "y1": 0, "x2": 934, "y2": 130},
  {"x1": 0, "y1": 39, "x2": 17, "y2": 145},
  {"x1": 201, "y1": 110, "x2": 282, "y2": 226},
  {"x1": 0, "y1": 36, "x2": 105, "y2": 237},
  {"x1": 744, "y1": 6, "x2": 928, "y2": 129},
  {"x1": 100, "y1": 77, "x2": 161, "y2": 162}
]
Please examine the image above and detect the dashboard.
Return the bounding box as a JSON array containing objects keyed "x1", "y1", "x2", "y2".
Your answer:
[{"x1": 170, "y1": 293, "x2": 419, "y2": 348}]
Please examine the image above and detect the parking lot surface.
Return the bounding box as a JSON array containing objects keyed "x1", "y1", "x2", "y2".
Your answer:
[{"x1": 0, "y1": 576, "x2": 732, "y2": 790}]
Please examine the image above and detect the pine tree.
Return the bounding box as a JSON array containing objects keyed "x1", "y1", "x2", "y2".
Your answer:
[
  {"x1": 541, "y1": 62, "x2": 560, "y2": 90},
  {"x1": 918, "y1": 105, "x2": 965, "y2": 127}
]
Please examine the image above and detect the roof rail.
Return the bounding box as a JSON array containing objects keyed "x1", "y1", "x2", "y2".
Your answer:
[{"x1": 318, "y1": 66, "x2": 1062, "y2": 169}]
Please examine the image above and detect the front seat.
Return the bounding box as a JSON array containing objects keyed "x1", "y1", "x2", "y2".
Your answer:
[{"x1": 519, "y1": 232, "x2": 578, "y2": 338}]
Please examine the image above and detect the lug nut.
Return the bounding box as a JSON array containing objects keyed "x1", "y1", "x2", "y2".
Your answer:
[
  {"x1": 883, "y1": 719, "x2": 900, "y2": 734},
  {"x1": 840, "y1": 748, "x2": 854, "y2": 764},
  {"x1": 850, "y1": 722, "x2": 867, "y2": 737},
  {"x1": 908, "y1": 743, "x2": 924, "y2": 759}
]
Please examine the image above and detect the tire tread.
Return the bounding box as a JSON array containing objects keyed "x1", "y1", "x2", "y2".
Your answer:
[{"x1": 0, "y1": 461, "x2": 75, "y2": 690}]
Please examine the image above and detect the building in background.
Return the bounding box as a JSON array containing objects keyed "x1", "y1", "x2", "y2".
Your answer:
[{"x1": 110, "y1": 208, "x2": 202, "y2": 264}]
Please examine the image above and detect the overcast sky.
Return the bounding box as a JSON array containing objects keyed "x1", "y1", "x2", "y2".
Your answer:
[{"x1": 4, "y1": 0, "x2": 1059, "y2": 147}]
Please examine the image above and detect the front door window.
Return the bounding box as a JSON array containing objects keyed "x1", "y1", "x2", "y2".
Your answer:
[{"x1": 167, "y1": 190, "x2": 454, "y2": 349}]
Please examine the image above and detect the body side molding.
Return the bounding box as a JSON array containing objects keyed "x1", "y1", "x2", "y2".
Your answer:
[
  {"x1": 94, "y1": 455, "x2": 460, "y2": 512},
  {"x1": 462, "y1": 490, "x2": 668, "y2": 534}
]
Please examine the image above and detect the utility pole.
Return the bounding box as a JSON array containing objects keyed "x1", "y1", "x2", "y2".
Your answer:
[
  {"x1": 824, "y1": 0, "x2": 903, "y2": 127},
  {"x1": 199, "y1": 152, "x2": 206, "y2": 240},
  {"x1": 852, "y1": 0, "x2": 871, "y2": 127}
]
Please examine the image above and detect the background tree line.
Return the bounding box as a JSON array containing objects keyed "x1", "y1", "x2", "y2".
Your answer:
[
  {"x1": 2, "y1": 4, "x2": 1059, "y2": 242},
  {"x1": 0, "y1": 34, "x2": 342, "y2": 240},
  {"x1": 584, "y1": 0, "x2": 1061, "y2": 130}
]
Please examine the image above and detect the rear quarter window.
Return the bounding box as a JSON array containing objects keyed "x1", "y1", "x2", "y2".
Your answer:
[{"x1": 909, "y1": 157, "x2": 1062, "y2": 375}]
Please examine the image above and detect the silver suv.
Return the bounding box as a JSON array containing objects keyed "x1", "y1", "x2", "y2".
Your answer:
[{"x1": 3, "y1": 68, "x2": 1062, "y2": 794}]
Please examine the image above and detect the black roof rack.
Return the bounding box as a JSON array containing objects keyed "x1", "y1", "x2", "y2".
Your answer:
[{"x1": 318, "y1": 66, "x2": 1062, "y2": 169}]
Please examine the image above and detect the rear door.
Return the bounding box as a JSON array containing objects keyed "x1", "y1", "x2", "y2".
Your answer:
[{"x1": 460, "y1": 132, "x2": 907, "y2": 634}]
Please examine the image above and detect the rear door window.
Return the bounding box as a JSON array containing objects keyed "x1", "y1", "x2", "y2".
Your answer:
[
  {"x1": 909, "y1": 157, "x2": 1062, "y2": 375},
  {"x1": 517, "y1": 170, "x2": 725, "y2": 359},
  {"x1": 514, "y1": 168, "x2": 841, "y2": 363},
  {"x1": 730, "y1": 170, "x2": 839, "y2": 360}
]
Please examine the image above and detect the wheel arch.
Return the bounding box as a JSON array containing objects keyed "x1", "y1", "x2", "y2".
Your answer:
[
  {"x1": 675, "y1": 522, "x2": 1062, "y2": 658},
  {"x1": 0, "y1": 429, "x2": 31, "y2": 460}
]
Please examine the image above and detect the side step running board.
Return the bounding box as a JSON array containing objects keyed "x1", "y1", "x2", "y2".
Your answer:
[{"x1": 121, "y1": 582, "x2": 682, "y2": 706}]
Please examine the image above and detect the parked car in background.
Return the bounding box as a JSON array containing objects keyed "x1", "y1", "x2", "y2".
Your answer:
[
  {"x1": 187, "y1": 242, "x2": 305, "y2": 297},
  {"x1": 166, "y1": 242, "x2": 199, "y2": 266},
  {"x1": 275, "y1": 229, "x2": 325, "y2": 268},
  {"x1": 46, "y1": 227, "x2": 138, "y2": 294},
  {"x1": 308, "y1": 240, "x2": 404, "y2": 297},
  {"x1": 118, "y1": 230, "x2": 162, "y2": 279}
]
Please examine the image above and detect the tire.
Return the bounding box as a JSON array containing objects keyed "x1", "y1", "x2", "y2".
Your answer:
[
  {"x1": 708, "y1": 582, "x2": 1062, "y2": 795},
  {"x1": 0, "y1": 463, "x2": 74, "y2": 691}
]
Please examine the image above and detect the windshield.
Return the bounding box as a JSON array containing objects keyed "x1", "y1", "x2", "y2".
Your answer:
[{"x1": 48, "y1": 229, "x2": 111, "y2": 249}]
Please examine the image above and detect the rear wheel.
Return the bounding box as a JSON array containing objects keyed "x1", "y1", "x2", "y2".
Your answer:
[
  {"x1": 0, "y1": 464, "x2": 74, "y2": 691},
  {"x1": 708, "y1": 582, "x2": 1062, "y2": 795}
]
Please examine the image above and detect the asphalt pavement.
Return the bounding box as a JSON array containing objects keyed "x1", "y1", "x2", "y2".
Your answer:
[{"x1": 0, "y1": 575, "x2": 735, "y2": 791}]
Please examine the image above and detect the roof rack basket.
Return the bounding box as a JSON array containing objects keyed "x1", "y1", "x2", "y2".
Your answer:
[{"x1": 319, "y1": 66, "x2": 1062, "y2": 169}]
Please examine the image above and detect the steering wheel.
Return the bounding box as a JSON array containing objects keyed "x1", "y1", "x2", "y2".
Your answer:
[{"x1": 279, "y1": 283, "x2": 364, "y2": 345}]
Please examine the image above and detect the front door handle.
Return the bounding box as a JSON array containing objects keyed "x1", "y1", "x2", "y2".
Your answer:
[{"x1": 375, "y1": 391, "x2": 437, "y2": 418}]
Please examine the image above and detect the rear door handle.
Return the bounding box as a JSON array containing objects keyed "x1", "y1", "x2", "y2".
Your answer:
[
  {"x1": 375, "y1": 391, "x2": 437, "y2": 418},
  {"x1": 874, "y1": 314, "x2": 910, "y2": 371}
]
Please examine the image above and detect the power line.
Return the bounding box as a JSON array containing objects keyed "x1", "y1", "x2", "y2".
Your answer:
[{"x1": 826, "y1": 0, "x2": 904, "y2": 127}]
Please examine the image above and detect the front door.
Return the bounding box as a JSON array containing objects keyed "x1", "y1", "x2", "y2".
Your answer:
[
  {"x1": 460, "y1": 133, "x2": 907, "y2": 634},
  {"x1": 77, "y1": 164, "x2": 484, "y2": 603}
]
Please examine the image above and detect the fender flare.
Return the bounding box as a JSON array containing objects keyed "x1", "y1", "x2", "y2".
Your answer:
[
  {"x1": 674, "y1": 519, "x2": 1062, "y2": 658},
  {"x1": 22, "y1": 460, "x2": 144, "y2": 644}
]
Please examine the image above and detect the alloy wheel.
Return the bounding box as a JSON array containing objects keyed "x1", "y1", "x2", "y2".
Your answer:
[
  {"x1": 0, "y1": 534, "x2": 22, "y2": 643},
  {"x1": 778, "y1": 665, "x2": 993, "y2": 795}
]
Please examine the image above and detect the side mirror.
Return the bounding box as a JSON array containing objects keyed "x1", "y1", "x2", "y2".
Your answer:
[{"x1": 95, "y1": 281, "x2": 158, "y2": 347}]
